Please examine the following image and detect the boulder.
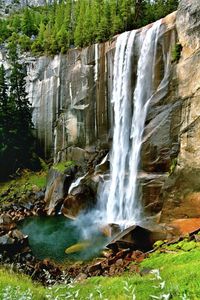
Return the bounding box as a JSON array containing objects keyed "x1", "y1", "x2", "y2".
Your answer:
[
  {"x1": 45, "y1": 166, "x2": 77, "y2": 215},
  {"x1": 100, "y1": 223, "x2": 121, "y2": 237},
  {"x1": 62, "y1": 184, "x2": 95, "y2": 219},
  {"x1": 0, "y1": 214, "x2": 16, "y2": 232},
  {"x1": 169, "y1": 218, "x2": 200, "y2": 236},
  {"x1": 106, "y1": 225, "x2": 170, "y2": 252},
  {"x1": 0, "y1": 230, "x2": 29, "y2": 256}
]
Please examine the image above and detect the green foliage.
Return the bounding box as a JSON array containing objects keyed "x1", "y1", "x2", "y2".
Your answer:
[
  {"x1": 154, "y1": 236, "x2": 200, "y2": 253},
  {"x1": 0, "y1": 245, "x2": 200, "y2": 299},
  {"x1": 52, "y1": 160, "x2": 75, "y2": 173},
  {"x1": 141, "y1": 249, "x2": 200, "y2": 299},
  {"x1": 0, "y1": 0, "x2": 179, "y2": 55},
  {"x1": 49, "y1": 248, "x2": 200, "y2": 300},
  {"x1": 168, "y1": 157, "x2": 177, "y2": 176},
  {"x1": 0, "y1": 42, "x2": 35, "y2": 179},
  {"x1": 153, "y1": 240, "x2": 166, "y2": 248},
  {"x1": 38, "y1": 157, "x2": 49, "y2": 172},
  {"x1": 172, "y1": 43, "x2": 183, "y2": 62},
  {"x1": 18, "y1": 34, "x2": 31, "y2": 52},
  {"x1": 0, "y1": 267, "x2": 46, "y2": 299},
  {"x1": 0, "y1": 169, "x2": 47, "y2": 205}
]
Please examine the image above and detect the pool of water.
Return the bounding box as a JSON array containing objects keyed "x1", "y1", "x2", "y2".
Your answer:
[{"x1": 19, "y1": 216, "x2": 109, "y2": 262}]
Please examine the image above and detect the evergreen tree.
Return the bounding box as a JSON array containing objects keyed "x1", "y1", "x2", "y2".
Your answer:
[
  {"x1": 82, "y1": 2, "x2": 94, "y2": 46},
  {"x1": 31, "y1": 22, "x2": 45, "y2": 53},
  {"x1": 74, "y1": 1, "x2": 85, "y2": 47},
  {"x1": 0, "y1": 64, "x2": 8, "y2": 162},
  {"x1": 56, "y1": 24, "x2": 70, "y2": 53},
  {"x1": 0, "y1": 65, "x2": 8, "y2": 106},
  {"x1": 0, "y1": 64, "x2": 17, "y2": 178},
  {"x1": 6, "y1": 42, "x2": 34, "y2": 175},
  {"x1": 0, "y1": 0, "x2": 179, "y2": 55},
  {"x1": 21, "y1": 8, "x2": 36, "y2": 37}
]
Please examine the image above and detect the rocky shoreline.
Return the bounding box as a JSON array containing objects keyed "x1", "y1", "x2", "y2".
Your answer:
[{"x1": 1, "y1": 188, "x2": 200, "y2": 287}]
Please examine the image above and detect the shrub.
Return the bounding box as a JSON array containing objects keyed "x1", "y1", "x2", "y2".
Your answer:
[{"x1": 172, "y1": 43, "x2": 182, "y2": 62}]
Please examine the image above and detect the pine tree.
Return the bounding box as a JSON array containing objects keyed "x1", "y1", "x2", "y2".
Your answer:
[
  {"x1": 0, "y1": 65, "x2": 8, "y2": 106},
  {"x1": 74, "y1": 1, "x2": 85, "y2": 47},
  {"x1": 7, "y1": 42, "x2": 34, "y2": 173},
  {"x1": 0, "y1": 64, "x2": 8, "y2": 162},
  {"x1": 21, "y1": 7, "x2": 36, "y2": 37},
  {"x1": 0, "y1": 64, "x2": 17, "y2": 178},
  {"x1": 82, "y1": 2, "x2": 94, "y2": 46},
  {"x1": 31, "y1": 22, "x2": 45, "y2": 53}
]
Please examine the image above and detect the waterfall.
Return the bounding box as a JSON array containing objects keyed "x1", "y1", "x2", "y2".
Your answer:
[
  {"x1": 99, "y1": 20, "x2": 170, "y2": 226},
  {"x1": 94, "y1": 43, "x2": 98, "y2": 82},
  {"x1": 68, "y1": 174, "x2": 87, "y2": 194}
]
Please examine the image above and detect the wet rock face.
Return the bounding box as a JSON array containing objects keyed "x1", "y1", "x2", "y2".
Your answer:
[
  {"x1": 27, "y1": 43, "x2": 114, "y2": 159},
  {"x1": 62, "y1": 184, "x2": 95, "y2": 219}
]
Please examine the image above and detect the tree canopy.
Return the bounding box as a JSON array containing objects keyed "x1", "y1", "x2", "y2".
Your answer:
[{"x1": 0, "y1": 0, "x2": 179, "y2": 55}]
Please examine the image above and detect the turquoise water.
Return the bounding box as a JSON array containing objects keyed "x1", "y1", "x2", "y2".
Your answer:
[{"x1": 19, "y1": 216, "x2": 108, "y2": 262}]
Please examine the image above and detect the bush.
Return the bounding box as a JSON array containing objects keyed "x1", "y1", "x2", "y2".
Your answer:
[{"x1": 172, "y1": 43, "x2": 182, "y2": 62}]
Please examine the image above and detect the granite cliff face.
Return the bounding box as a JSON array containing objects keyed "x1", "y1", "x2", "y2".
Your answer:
[
  {"x1": 27, "y1": 42, "x2": 114, "y2": 159},
  {"x1": 3, "y1": 0, "x2": 200, "y2": 223},
  {"x1": 1, "y1": 0, "x2": 53, "y2": 15},
  {"x1": 139, "y1": 0, "x2": 200, "y2": 223},
  {"x1": 159, "y1": 0, "x2": 200, "y2": 222}
]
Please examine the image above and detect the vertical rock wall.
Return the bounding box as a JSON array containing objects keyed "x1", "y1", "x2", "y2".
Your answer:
[
  {"x1": 159, "y1": 0, "x2": 200, "y2": 221},
  {"x1": 27, "y1": 41, "x2": 115, "y2": 159}
]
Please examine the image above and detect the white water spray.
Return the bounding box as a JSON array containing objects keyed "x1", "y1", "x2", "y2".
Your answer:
[{"x1": 99, "y1": 20, "x2": 171, "y2": 226}]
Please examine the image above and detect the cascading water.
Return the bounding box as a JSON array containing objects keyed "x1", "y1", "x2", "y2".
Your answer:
[{"x1": 99, "y1": 19, "x2": 171, "y2": 226}]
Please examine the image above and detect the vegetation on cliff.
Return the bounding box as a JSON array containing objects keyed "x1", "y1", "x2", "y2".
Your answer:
[{"x1": 0, "y1": 0, "x2": 179, "y2": 55}]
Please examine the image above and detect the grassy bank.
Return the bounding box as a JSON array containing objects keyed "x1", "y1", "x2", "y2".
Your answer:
[
  {"x1": 1, "y1": 248, "x2": 200, "y2": 299},
  {"x1": 0, "y1": 169, "x2": 47, "y2": 206},
  {"x1": 0, "y1": 268, "x2": 46, "y2": 300},
  {"x1": 52, "y1": 249, "x2": 200, "y2": 300}
]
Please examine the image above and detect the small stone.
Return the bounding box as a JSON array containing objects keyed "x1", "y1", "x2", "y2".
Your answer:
[
  {"x1": 115, "y1": 258, "x2": 123, "y2": 267},
  {"x1": 131, "y1": 250, "x2": 146, "y2": 262},
  {"x1": 87, "y1": 261, "x2": 102, "y2": 273},
  {"x1": 75, "y1": 273, "x2": 87, "y2": 282}
]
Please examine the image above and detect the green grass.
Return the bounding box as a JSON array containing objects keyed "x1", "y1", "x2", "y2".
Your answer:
[
  {"x1": 141, "y1": 249, "x2": 200, "y2": 299},
  {"x1": 26, "y1": 173, "x2": 46, "y2": 189},
  {"x1": 50, "y1": 248, "x2": 200, "y2": 300},
  {"x1": 0, "y1": 170, "x2": 47, "y2": 205},
  {"x1": 0, "y1": 267, "x2": 46, "y2": 300},
  {"x1": 1, "y1": 249, "x2": 200, "y2": 299},
  {"x1": 52, "y1": 161, "x2": 75, "y2": 173}
]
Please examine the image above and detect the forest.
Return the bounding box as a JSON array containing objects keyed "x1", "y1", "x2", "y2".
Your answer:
[{"x1": 0, "y1": 0, "x2": 179, "y2": 55}]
